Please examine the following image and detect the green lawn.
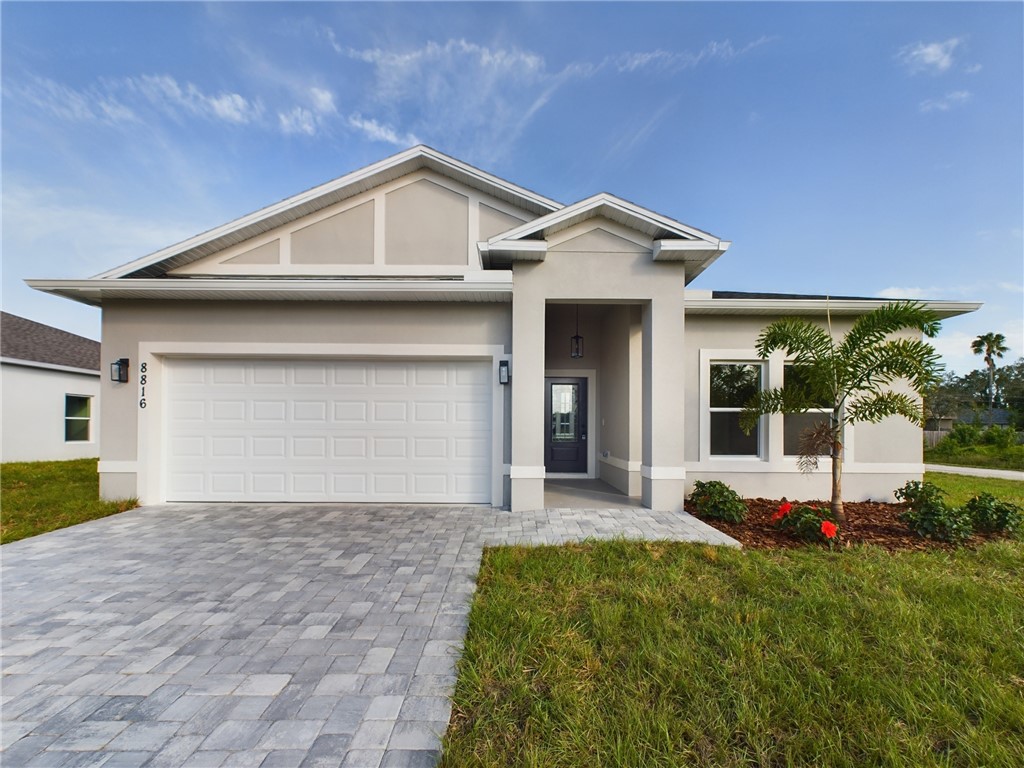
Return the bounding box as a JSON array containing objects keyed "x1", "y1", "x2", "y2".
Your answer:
[
  {"x1": 1, "y1": 458, "x2": 137, "y2": 544},
  {"x1": 925, "y1": 443, "x2": 1024, "y2": 472},
  {"x1": 926, "y1": 471, "x2": 1024, "y2": 507},
  {"x1": 444, "y1": 476, "x2": 1024, "y2": 767}
]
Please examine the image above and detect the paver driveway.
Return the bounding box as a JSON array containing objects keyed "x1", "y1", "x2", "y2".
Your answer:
[{"x1": 2, "y1": 503, "x2": 737, "y2": 767}]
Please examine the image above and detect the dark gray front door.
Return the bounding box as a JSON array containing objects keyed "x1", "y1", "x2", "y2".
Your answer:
[{"x1": 544, "y1": 377, "x2": 587, "y2": 473}]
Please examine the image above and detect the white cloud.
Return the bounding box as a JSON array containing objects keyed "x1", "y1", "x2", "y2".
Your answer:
[
  {"x1": 919, "y1": 90, "x2": 971, "y2": 113},
  {"x1": 309, "y1": 87, "x2": 336, "y2": 116},
  {"x1": 123, "y1": 75, "x2": 262, "y2": 124},
  {"x1": 965, "y1": 63, "x2": 983, "y2": 74},
  {"x1": 337, "y1": 35, "x2": 772, "y2": 163},
  {"x1": 347, "y1": 114, "x2": 419, "y2": 147},
  {"x1": 12, "y1": 76, "x2": 137, "y2": 125},
  {"x1": 897, "y1": 38, "x2": 961, "y2": 74},
  {"x1": 278, "y1": 107, "x2": 317, "y2": 136},
  {"x1": 613, "y1": 36, "x2": 774, "y2": 74}
]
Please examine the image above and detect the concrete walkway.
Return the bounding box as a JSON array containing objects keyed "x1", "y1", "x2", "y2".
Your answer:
[
  {"x1": 1, "y1": 504, "x2": 736, "y2": 767},
  {"x1": 925, "y1": 464, "x2": 1024, "y2": 481}
]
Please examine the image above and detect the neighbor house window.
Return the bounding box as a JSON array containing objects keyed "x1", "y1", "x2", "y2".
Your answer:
[
  {"x1": 65, "y1": 395, "x2": 92, "y2": 442},
  {"x1": 783, "y1": 365, "x2": 832, "y2": 456},
  {"x1": 709, "y1": 363, "x2": 761, "y2": 456}
]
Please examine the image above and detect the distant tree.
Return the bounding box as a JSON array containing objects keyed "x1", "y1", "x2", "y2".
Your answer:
[
  {"x1": 923, "y1": 371, "x2": 965, "y2": 423},
  {"x1": 996, "y1": 357, "x2": 1024, "y2": 428},
  {"x1": 971, "y1": 332, "x2": 1009, "y2": 413},
  {"x1": 740, "y1": 301, "x2": 942, "y2": 523}
]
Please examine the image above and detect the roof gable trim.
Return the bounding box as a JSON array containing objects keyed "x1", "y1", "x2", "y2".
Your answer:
[{"x1": 96, "y1": 145, "x2": 563, "y2": 280}]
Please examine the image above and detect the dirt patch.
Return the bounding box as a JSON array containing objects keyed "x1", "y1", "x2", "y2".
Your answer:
[{"x1": 698, "y1": 498, "x2": 1009, "y2": 552}]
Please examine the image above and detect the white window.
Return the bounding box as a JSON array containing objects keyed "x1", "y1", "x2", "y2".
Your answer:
[
  {"x1": 709, "y1": 363, "x2": 762, "y2": 456},
  {"x1": 65, "y1": 395, "x2": 92, "y2": 442},
  {"x1": 783, "y1": 365, "x2": 832, "y2": 456}
]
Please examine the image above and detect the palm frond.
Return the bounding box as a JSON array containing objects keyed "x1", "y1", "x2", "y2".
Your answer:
[
  {"x1": 755, "y1": 318, "x2": 834, "y2": 364},
  {"x1": 845, "y1": 391, "x2": 924, "y2": 426},
  {"x1": 844, "y1": 338, "x2": 943, "y2": 394},
  {"x1": 796, "y1": 420, "x2": 837, "y2": 473},
  {"x1": 837, "y1": 302, "x2": 940, "y2": 360},
  {"x1": 738, "y1": 386, "x2": 818, "y2": 433}
]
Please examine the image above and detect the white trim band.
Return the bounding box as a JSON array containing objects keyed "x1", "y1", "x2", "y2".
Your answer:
[
  {"x1": 641, "y1": 465, "x2": 687, "y2": 480},
  {"x1": 599, "y1": 454, "x2": 642, "y2": 472},
  {"x1": 1, "y1": 357, "x2": 100, "y2": 377},
  {"x1": 98, "y1": 461, "x2": 138, "y2": 474},
  {"x1": 510, "y1": 465, "x2": 547, "y2": 479}
]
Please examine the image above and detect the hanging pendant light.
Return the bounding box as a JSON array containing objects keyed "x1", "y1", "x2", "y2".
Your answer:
[{"x1": 570, "y1": 304, "x2": 584, "y2": 359}]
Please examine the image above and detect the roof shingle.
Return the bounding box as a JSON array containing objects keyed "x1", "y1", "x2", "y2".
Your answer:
[{"x1": 1, "y1": 312, "x2": 100, "y2": 371}]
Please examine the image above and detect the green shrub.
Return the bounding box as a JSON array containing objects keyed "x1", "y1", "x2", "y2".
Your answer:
[
  {"x1": 895, "y1": 481, "x2": 973, "y2": 544},
  {"x1": 772, "y1": 502, "x2": 840, "y2": 544},
  {"x1": 963, "y1": 492, "x2": 1023, "y2": 534},
  {"x1": 981, "y1": 425, "x2": 1017, "y2": 450},
  {"x1": 688, "y1": 480, "x2": 747, "y2": 522},
  {"x1": 945, "y1": 422, "x2": 983, "y2": 447}
]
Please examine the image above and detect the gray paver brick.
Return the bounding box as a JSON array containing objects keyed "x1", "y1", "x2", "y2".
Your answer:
[
  {"x1": 201, "y1": 719, "x2": 272, "y2": 751},
  {"x1": 258, "y1": 720, "x2": 324, "y2": 751},
  {"x1": 2, "y1": 502, "x2": 735, "y2": 767},
  {"x1": 105, "y1": 720, "x2": 180, "y2": 752}
]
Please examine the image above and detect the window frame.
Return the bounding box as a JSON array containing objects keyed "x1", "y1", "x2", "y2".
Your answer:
[
  {"x1": 64, "y1": 394, "x2": 93, "y2": 443},
  {"x1": 701, "y1": 353, "x2": 766, "y2": 461}
]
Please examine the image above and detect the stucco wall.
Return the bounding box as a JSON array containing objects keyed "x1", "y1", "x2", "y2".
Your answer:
[
  {"x1": 169, "y1": 170, "x2": 539, "y2": 276},
  {"x1": 1, "y1": 363, "x2": 101, "y2": 462},
  {"x1": 510, "y1": 217, "x2": 688, "y2": 511},
  {"x1": 100, "y1": 300, "x2": 512, "y2": 499},
  {"x1": 683, "y1": 314, "x2": 924, "y2": 501}
]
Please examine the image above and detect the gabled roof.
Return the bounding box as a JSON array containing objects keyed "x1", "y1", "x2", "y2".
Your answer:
[
  {"x1": 481, "y1": 192, "x2": 731, "y2": 282},
  {"x1": 97, "y1": 145, "x2": 563, "y2": 280},
  {"x1": 1, "y1": 312, "x2": 100, "y2": 371}
]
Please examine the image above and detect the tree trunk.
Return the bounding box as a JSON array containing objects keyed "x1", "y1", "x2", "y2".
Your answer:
[
  {"x1": 831, "y1": 417, "x2": 845, "y2": 523},
  {"x1": 988, "y1": 361, "x2": 996, "y2": 414}
]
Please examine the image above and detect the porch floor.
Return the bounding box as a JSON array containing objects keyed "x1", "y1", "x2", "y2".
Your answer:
[{"x1": 544, "y1": 478, "x2": 641, "y2": 509}]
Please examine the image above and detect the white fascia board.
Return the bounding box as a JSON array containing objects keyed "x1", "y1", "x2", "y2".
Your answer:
[
  {"x1": 0, "y1": 357, "x2": 100, "y2": 376},
  {"x1": 481, "y1": 239, "x2": 548, "y2": 261},
  {"x1": 685, "y1": 298, "x2": 983, "y2": 319},
  {"x1": 26, "y1": 276, "x2": 514, "y2": 306},
  {"x1": 652, "y1": 239, "x2": 731, "y2": 260},
  {"x1": 94, "y1": 145, "x2": 561, "y2": 280}
]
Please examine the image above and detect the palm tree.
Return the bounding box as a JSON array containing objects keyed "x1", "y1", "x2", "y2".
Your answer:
[
  {"x1": 740, "y1": 301, "x2": 942, "y2": 523},
  {"x1": 971, "y1": 332, "x2": 1009, "y2": 414}
]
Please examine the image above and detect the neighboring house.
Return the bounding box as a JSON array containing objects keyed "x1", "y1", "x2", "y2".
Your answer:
[
  {"x1": 29, "y1": 147, "x2": 980, "y2": 510},
  {"x1": 956, "y1": 407, "x2": 1012, "y2": 428},
  {"x1": 1, "y1": 312, "x2": 101, "y2": 462}
]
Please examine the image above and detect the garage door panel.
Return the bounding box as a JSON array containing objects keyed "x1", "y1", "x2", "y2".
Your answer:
[{"x1": 165, "y1": 359, "x2": 491, "y2": 503}]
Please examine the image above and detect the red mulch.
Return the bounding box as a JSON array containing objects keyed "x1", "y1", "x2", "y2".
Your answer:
[{"x1": 697, "y1": 498, "x2": 1009, "y2": 552}]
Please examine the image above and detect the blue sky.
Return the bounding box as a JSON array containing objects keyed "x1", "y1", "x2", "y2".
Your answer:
[{"x1": 3, "y1": 1, "x2": 1021, "y2": 375}]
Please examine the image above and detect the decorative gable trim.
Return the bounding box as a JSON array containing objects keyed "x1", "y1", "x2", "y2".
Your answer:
[
  {"x1": 96, "y1": 145, "x2": 562, "y2": 280},
  {"x1": 480, "y1": 192, "x2": 730, "y2": 282}
]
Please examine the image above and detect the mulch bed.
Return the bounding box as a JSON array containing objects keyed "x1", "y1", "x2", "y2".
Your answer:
[{"x1": 697, "y1": 498, "x2": 1009, "y2": 552}]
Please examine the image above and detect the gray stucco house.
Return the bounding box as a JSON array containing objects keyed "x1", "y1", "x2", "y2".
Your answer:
[{"x1": 29, "y1": 146, "x2": 979, "y2": 511}]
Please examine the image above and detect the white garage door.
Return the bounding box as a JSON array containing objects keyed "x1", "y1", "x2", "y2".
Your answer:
[{"x1": 164, "y1": 358, "x2": 492, "y2": 503}]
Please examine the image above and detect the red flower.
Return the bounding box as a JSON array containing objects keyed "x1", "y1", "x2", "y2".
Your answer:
[
  {"x1": 771, "y1": 502, "x2": 793, "y2": 523},
  {"x1": 821, "y1": 520, "x2": 838, "y2": 539}
]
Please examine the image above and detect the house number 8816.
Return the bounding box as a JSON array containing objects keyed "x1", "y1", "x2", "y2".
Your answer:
[{"x1": 139, "y1": 362, "x2": 148, "y2": 409}]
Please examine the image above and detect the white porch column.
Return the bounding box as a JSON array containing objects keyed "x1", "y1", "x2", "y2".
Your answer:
[
  {"x1": 641, "y1": 293, "x2": 686, "y2": 511},
  {"x1": 510, "y1": 293, "x2": 546, "y2": 511}
]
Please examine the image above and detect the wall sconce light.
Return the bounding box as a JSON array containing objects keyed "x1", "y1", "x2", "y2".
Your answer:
[
  {"x1": 498, "y1": 360, "x2": 511, "y2": 385},
  {"x1": 110, "y1": 358, "x2": 129, "y2": 383},
  {"x1": 570, "y1": 304, "x2": 584, "y2": 359}
]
